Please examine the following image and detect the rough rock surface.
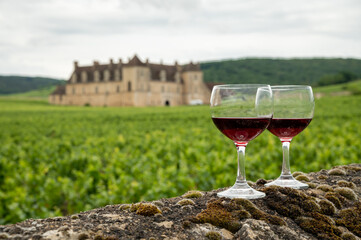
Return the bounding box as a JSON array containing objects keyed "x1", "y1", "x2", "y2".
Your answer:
[{"x1": 1, "y1": 164, "x2": 361, "y2": 240}]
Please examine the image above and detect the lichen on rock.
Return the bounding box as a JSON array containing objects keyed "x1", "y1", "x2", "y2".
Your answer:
[
  {"x1": 135, "y1": 203, "x2": 162, "y2": 216},
  {"x1": 182, "y1": 190, "x2": 204, "y2": 198}
]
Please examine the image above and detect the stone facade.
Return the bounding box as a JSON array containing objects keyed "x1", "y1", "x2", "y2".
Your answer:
[{"x1": 49, "y1": 55, "x2": 212, "y2": 107}]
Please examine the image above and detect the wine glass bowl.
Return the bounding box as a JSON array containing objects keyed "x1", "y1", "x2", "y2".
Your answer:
[
  {"x1": 210, "y1": 84, "x2": 273, "y2": 199},
  {"x1": 265, "y1": 85, "x2": 315, "y2": 189}
]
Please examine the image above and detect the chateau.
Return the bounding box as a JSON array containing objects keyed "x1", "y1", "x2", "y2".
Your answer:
[{"x1": 49, "y1": 55, "x2": 212, "y2": 107}]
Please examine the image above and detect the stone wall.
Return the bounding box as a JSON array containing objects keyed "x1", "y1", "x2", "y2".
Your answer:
[{"x1": 1, "y1": 164, "x2": 360, "y2": 240}]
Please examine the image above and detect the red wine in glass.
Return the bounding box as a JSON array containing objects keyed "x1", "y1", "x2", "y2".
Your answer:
[
  {"x1": 212, "y1": 117, "x2": 271, "y2": 146},
  {"x1": 265, "y1": 85, "x2": 315, "y2": 189},
  {"x1": 210, "y1": 84, "x2": 273, "y2": 199},
  {"x1": 267, "y1": 118, "x2": 312, "y2": 142}
]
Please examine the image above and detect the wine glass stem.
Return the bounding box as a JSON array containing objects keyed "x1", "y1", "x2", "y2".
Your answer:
[
  {"x1": 281, "y1": 141, "x2": 292, "y2": 176},
  {"x1": 236, "y1": 145, "x2": 247, "y2": 184}
]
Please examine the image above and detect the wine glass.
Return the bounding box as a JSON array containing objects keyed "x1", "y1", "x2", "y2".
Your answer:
[
  {"x1": 210, "y1": 84, "x2": 273, "y2": 199},
  {"x1": 265, "y1": 85, "x2": 315, "y2": 189}
]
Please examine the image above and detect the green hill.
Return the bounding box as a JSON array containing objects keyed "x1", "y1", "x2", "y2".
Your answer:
[
  {"x1": 200, "y1": 58, "x2": 361, "y2": 85},
  {"x1": 1, "y1": 86, "x2": 58, "y2": 100},
  {"x1": 0, "y1": 75, "x2": 65, "y2": 94},
  {"x1": 314, "y1": 79, "x2": 361, "y2": 95}
]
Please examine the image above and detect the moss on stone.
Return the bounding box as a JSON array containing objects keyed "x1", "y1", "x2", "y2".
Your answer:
[
  {"x1": 328, "y1": 168, "x2": 346, "y2": 176},
  {"x1": 71, "y1": 214, "x2": 79, "y2": 220},
  {"x1": 341, "y1": 232, "x2": 357, "y2": 240},
  {"x1": 319, "y1": 199, "x2": 336, "y2": 216},
  {"x1": 336, "y1": 203, "x2": 361, "y2": 237},
  {"x1": 337, "y1": 180, "x2": 356, "y2": 189},
  {"x1": 235, "y1": 210, "x2": 252, "y2": 220},
  {"x1": 231, "y1": 198, "x2": 286, "y2": 226},
  {"x1": 292, "y1": 171, "x2": 304, "y2": 178},
  {"x1": 177, "y1": 199, "x2": 195, "y2": 206},
  {"x1": 78, "y1": 233, "x2": 89, "y2": 240},
  {"x1": 129, "y1": 203, "x2": 141, "y2": 212},
  {"x1": 316, "y1": 184, "x2": 334, "y2": 192},
  {"x1": 296, "y1": 216, "x2": 342, "y2": 239},
  {"x1": 162, "y1": 207, "x2": 171, "y2": 213},
  {"x1": 135, "y1": 203, "x2": 162, "y2": 216},
  {"x1": 334, "y1": 187, "x2": 357, "y2": 201},
  {"x1": 295, "y1": 175, "x2": 310, "y2": 182},
  {"x1": 255, "y1": 178, "x2": 267, "y2": 185},
  {"x1": 152, "y1": 200, "x2": 164, "y2": 207},
  {"x1": 342, "y1": 165, "x2": 361, "y2": 172},
  {"x1": 307, "y1": 182, "x2": 317, "y2": 189},
  {"x1": 205, "y1": 231, "x2": 222, "y2": 240},
  {"x1": 191, "y1": 199, "x2": 241, "y2": 233},
  {"x1": 302, "y1": 199, "x2": 321, "y2": 212},
  {"x1": 94, "y1": 235, "x2": 103, "y2": 240},
  {"x1": 325, "y1": 192, "x2": 345, "y2": 209},
  {"x1": 182, "y1": 190, "x2": 204, "y2": 198},
  {"x1": 318, "y1": 175, "x2": 328, "y2": 180},
  {"x1": 262, "y1": 185, "x2": 348, "y2": 239},
  {"x1": 264, "y1": 186, "x2": 307, "y2": 219},
  {"x1": 119, "y1": 204, "x2": 131, "y2": 211},
  {"x1": 181, "y1": 205, "x2": 193, "y2": 211},
  {"x1": 0, "y1": 233, "x2": 9, "y2": 239},
  {"x1": 94, "y1": 235, "x2": 118, "y2": 240},
  {"x1": 307, "y1": 212, "x2": 334, "y2": 225}
]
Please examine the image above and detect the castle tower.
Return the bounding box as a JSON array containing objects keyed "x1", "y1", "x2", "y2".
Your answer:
[{"x1": 181, "y1": 61, "x2": 204, "y2": 104}]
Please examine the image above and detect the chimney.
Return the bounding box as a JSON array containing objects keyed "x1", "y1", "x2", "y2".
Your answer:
[
  {"x1": 93, "y1": 61, "x2": 99, "y2": 66},
  {"x1": 110, "y1": 58, "x2": 113, "y2": 65},
  {"x1": 74, "y1": 61, "x2": 78, "y2": 69},
  {"x1": 160, "y1": 59, "x2": 163, "y2": 65},
  {"x1": 175, "y1": 60, "x2": 178, "y2": 66}
]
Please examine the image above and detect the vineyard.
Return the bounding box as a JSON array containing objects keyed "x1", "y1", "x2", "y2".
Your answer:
[{"x1": 0, "y1": 94, "x2": 361, "y2": 224}]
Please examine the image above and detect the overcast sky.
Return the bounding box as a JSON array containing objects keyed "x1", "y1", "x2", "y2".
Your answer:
[{"x1": 0, "y1": 0, "x2": 360, "y2": 79}]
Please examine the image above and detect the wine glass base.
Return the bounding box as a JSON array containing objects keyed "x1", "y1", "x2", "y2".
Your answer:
[
  {"x1": 265, "y1": 177, "x2": 308, "y2": 189},
  {"x1": 217, "y1": 182, "x2": 265, "y2": 199}
]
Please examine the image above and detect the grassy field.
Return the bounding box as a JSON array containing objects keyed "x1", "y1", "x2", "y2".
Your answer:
[
  {"x1": 313, "y1": 79, "x2": 361, "y2": 95},
  {"x1": 0, "y1": 86, "x2": 56, "y2": 100},
  {"x1": 0, "y1": 93, "x2": 361, "y2": 224}
]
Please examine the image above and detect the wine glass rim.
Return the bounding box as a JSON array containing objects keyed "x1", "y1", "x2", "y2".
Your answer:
[
  {"x1": 271, "y1": 85, "x2": 312, "y2": 89},
  {"x1": 213, "y1": 84, "x2": 270, "y2": 89}
]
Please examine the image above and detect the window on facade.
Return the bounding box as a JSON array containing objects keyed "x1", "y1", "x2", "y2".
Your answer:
[
  {"x1": 128, "y1": 81, "x2": 131, "y2": 92},
  {"x1": 116, "y1": 85, "x2": 120, "y2": 93},
  {"x1": 72, "y1": 87, "x2": 75, "y2": 95},
  {"x1": 95, "y1": 86, "x2": 98, "y2": 94},
  {"x1": 161, "y1": 86, "x2": 164, "y2": 93}
]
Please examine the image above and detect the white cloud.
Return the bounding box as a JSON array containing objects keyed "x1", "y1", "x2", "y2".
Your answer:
[{"x1": 0, "y1": 0, "x2": 360, "y2": 78}]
